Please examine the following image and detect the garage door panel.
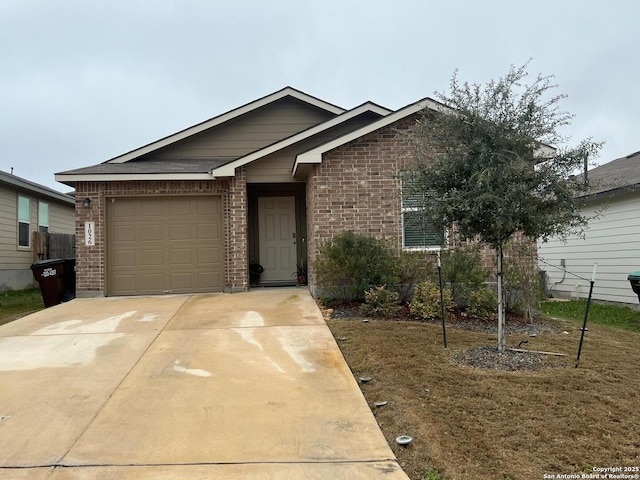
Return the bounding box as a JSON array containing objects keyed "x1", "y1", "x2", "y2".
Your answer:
[
  {"x1": 198, "y1": 272, "x2": 220, "y2": 289},
  {"x1": 170, "y1": 273, "x2": 194, "y2": 291},
  {"x1": 141, "y1": 274, "x2": 164, "y2": 291},
  {"x1": 168, "y1": 198, "x2": 191, "y2": 216},
  {"x1": 170, "y1": 248, "x2": 192, "y2": 265},
  {"x1": 113, "y1": 225, "x2": 136, "y2": 242},
  {"x1": 169, "y1": 224, "x2": 193, "y2": 241},
  {"x1": 141, "y1": 225, "x2": 165, "y2": 241},
  {"x1": 112, "y1": 250, "x2": 136, "y2": 267},
  {"x1": 141, "y1": 249, "x2": 164, "y2": 267},
  {"x1": 108, "y1": 196, "x2": 224, "y2": 296},
  {"x1": 140, "y1": 201, "x2": 164, "y2": 216},
  {"x1": 112, "y1": 200, "x2": 137, "y2": 218},
  {"x1": 112, "y1": 274, "x2": 136, "y2": 294},
  {"x1": 197, "y1": 223, "x2": 218, "y2": 240},
  {"x1": 197, "y1": 247, "x2": 218, "y2": 264},
  {"x1": 196, "y1": 196, "x2": 218, "y2": 215}
]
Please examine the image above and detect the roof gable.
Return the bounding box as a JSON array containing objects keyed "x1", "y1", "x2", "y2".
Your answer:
[
  {"x1": 211, "y1": 101, "x2": 391, "y2": 177},
  {"x1": 108, "y1": 87, "x2": 345, "y2": 164},
  {"x1": 293, "y1": 97, "x2": 442, "y2": 175}
]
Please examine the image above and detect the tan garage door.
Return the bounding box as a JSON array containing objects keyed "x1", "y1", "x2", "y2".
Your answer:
[{"x1": 107, "y1": 196, "x2": 223, "y2": 296}]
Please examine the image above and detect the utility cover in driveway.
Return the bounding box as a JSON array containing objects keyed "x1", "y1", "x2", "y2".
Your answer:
[{"x1": 107, "y1": 196, "x2": 223, "y2": 296}]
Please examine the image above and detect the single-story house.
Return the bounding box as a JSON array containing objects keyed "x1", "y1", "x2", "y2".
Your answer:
[
  {"x1": 0, "y1": 171, "x2": 75, "y2": 290},
  {"x1": 56, "y1": 87, "x2": 447, "y2": 297},
  {"x1": 538, "y1": 150, "x2": 640, "y2": 305}
]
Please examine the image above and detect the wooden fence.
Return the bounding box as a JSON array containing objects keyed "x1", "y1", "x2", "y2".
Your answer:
[{"x1": 32, "y1": 232, "x2": 76, "y2": 262}]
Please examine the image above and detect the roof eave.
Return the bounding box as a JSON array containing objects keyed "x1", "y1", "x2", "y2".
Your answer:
[
  {"x1": 1, "y1": 172, "x2": 75, "y2": 204},
  {"x1": 584, "y1": 183, "x2": 640, "y2": 200},
  {"x1": 54, "y1": 172, "x2": 217, "y2": 186}
]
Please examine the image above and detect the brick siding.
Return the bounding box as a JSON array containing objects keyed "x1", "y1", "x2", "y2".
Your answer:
[
  {"x1": 306, "y1": 117, "x2": 416, "y2": 288},
  {"x1": 305, "y1": 116, "x2": 538, "y2": 292},
  {"x1": 74, "y1": 175, "x2": 248, "y2": 296}
]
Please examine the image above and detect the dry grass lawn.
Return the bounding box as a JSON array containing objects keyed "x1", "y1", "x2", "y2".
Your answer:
[{"x1": 327, "y1": 314, "x2": 640, "y2": 480}]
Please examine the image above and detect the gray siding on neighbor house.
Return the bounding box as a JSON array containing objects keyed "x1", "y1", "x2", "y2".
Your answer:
[
  {"x1": 152, "y1": 98, "x2": 336, "y2": 162},
  {"x1": 246, "y1": 113, "x2": 381, "y2": 183},
  {"x1": 49, "y1": 201, "x2": 75, "y2": 233},
  {"x1": 0, "y1": 183, "x2": 75, "y2": 290},
  {"x1": 538, "y1": 190, "x2": 640, "y2": 304}
]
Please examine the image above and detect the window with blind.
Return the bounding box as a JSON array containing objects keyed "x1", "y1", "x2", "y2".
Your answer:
[{"x1": 401, "y1": 178, "x2": 445, "y2": 250}]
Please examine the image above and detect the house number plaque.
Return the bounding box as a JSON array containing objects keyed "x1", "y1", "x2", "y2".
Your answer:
[{"x1": 85, "y1": 222, "x2": 95, "y2": 246}]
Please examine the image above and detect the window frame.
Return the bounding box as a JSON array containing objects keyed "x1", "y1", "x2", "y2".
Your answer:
[
  {"x1": 38, "y1": 201, "x2": 49, "y2": 234},
  {"x1": 400, "y1": 176, "x2": 447, "y2": 251},
  {"x1": 17, "y1": 195, "x2": 31, "y2": 248}
]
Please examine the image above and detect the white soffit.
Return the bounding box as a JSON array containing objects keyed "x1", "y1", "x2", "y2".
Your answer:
[{"x1": 55, "y1": 173, "x2": 216, "y2": 184}]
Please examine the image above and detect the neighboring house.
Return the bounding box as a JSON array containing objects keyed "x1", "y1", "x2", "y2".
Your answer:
[
  {"x1": 0, "y1": 171, "x2": 75, "y2": 291},
  {"x1": 55, "y1": 86, "x2": 447, "y2": 298},
  {"x1": 538, "y1": 150, "x2": 640, "y2": 305}
]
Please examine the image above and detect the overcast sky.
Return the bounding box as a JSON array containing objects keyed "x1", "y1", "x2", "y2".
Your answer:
[{"x1": 2, "y1": 0, "x2": 638, "y2": 192}]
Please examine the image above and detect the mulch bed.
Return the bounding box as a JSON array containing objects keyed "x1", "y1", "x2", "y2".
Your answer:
[{"x1": 451, "y1": 345, "x2": 567, "y2": 371}]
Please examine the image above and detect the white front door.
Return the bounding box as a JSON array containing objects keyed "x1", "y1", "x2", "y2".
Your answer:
[{"x1": 258, "y1": 196, "x2": 297, "y2": 283}]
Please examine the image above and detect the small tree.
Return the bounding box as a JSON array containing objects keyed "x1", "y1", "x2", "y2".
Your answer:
[{"x1": 405, "y1": 62, "x2": 601, "y2": 352}]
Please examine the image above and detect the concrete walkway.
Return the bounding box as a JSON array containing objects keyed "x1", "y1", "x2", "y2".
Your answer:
[{"x1": 0, "y1": 288, "x2": 409, "y2": 479}]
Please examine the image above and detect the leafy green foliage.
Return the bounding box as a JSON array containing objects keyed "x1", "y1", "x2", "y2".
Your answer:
[
  {"x1": 405, "y1": 62, "x2": 602, "y2": 350},
  {"x1": 405, "y1": 62, "x2": 602, "y2": 250},
  {"x1": 467, "y1": 287, "x2": 498, "y2": 321},
  {"x1": 314, "y1": 231, "x2": 399, "y2": 301},
  {"x1": 441, "y1": 244, "x2": 487, "y2": 308},
  {"x1": 361, "y1": 285, "x2": 400, "y2": 317},
  {"x1": 410, "y1": 280, "x2": 452, "y2": 320},
  {"x1": 397, "y1": 250, "x2": 433, "y2": 304},
  {"x1": 422, "y1": 468, "x2": 444, "y2": 480},
  {"x1": 542, "y1": 300, "x2": 640, "y2": 332}
]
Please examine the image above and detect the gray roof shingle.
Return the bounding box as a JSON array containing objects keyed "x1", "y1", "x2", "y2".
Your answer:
[
  {"x1": 586, "y1": 150, "x2": 640, "y2": 196},
  {"x1": 57, "y1": 158, "x2": 234, "y2": 176}
]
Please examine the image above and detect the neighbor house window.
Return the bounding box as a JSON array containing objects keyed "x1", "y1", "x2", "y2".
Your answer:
[
  {"x1": 39, "y1": 202, "x2": 49, "y2": 233},
  {"x1": 401, "y1": 177, "x2": 445, "y2": 250},
  {"x1": 18, "y1": 196, "x2": 30, "y2": 247}
]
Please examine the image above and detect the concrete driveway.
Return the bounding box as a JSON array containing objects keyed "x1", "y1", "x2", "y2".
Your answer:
[{"x1": 0, "y1": 288, "x2": 409, "y2": 479}]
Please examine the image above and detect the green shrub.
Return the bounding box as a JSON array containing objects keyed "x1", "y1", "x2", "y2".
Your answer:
[
  {"x1": 410, "y1": 280, "x2": 452, "y2": 320},
  {"x1": 361, "y1": 285, "x2": 400, "y2": 317},
  {"x1": 441, "y1": 244, "x2": 487, "y2": 308},
  {"x1": 467, "y1": 287, "x2": 498, "y2": 321},
  {"x1": 314, "y1": 231, "x2": 399, "y2": 301},
  {"x1": 397, "y1": 251, "x2": 433, "y2": 304}
]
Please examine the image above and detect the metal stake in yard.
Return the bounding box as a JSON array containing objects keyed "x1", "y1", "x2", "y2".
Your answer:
[
  {"x1": 576, "y1": 263, "x2": 597, "y2": 368},
  {"x1": 437, "y1": 251, "x2": 447, "y2": 349}
]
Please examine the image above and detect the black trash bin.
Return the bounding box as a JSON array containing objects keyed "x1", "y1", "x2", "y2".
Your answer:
[
  {"x1": 627, "y1": 271, "x2": 640, "y2": 303},
  {"x1": 31, "y1": 258, "x2": 76, "y2": 308}
]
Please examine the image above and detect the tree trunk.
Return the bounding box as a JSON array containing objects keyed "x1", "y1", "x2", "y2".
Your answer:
[{"x1": 497, "y1": 246, "x2": 506, "y2": 352}]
